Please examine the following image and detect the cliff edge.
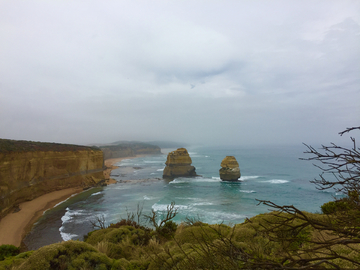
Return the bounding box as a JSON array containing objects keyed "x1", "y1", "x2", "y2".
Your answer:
[{"x1": 0, "y1": 139, "x2": 104, "y2": 219}]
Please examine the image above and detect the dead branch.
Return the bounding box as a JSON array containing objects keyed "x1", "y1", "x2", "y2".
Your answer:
[{"x1": 90, "y1": 214, "x2": 107, "y2": 229}]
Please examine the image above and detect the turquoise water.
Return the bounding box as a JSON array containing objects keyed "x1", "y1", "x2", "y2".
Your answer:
[{"x1": 23, "y1": 145, "x2": 337, "y2": 250}]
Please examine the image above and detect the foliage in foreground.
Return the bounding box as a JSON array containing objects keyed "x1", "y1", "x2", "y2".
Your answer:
[
  {"x1": 0, "y1": 127, "x2": 359, "y2": 269},
  {"x1": 1, "y1": 211, "x2": 359, "y2": 269},
  {"x1": 249, "y1": 126, "x2": 360, "y2": 269},
  {"x1": 0, "y1": 245, "x2": 20, "y2": 261}
]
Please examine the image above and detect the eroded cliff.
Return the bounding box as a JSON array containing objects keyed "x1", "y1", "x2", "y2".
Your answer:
[{"x1": 0, "y1": 139, "x2": 104, "y2": 218}]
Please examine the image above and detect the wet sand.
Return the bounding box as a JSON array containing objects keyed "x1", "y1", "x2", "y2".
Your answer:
[
  {"x1": 0, "y1": 155, "x2": 144, "y2": 247},
  {"x1": 0, "y1": 188, "x2": 83, "y2": 246}
]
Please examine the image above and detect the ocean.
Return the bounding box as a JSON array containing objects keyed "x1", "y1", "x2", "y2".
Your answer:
[{"x1": 23, "y1": 144, "x2": 338, "y2": 250}]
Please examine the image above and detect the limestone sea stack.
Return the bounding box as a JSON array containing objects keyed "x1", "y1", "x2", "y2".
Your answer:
[
  {"x1": 163, "y1": 148, "x2": 197, "y2": 179},
  {"x1": 219, "y1": 156, "x2": 241, "y2": 181}
]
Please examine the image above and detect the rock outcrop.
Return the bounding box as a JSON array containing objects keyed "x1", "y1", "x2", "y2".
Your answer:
[
  {"x1": 100, "y1": 142, "x2": 161, "y2": 160},
  {"x1": 163, "y1": 148, "x2": 197, "y2": 179},
  {"x1": 0, "y1": 139, "x2": 104, "y2": 218},
  {"x1": 219, "y1": 156, "x2": 241, "y2": 181}
]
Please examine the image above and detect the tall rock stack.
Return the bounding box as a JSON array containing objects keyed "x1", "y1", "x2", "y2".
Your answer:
[
  {"x1": 219, "y1": 156, "x2": 241, "y2": 181},
  {"x1": 163, "y1": 148, "x2": 197, "y2": 179}
]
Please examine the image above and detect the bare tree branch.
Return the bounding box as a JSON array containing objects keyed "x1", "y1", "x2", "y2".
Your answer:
[
  {"x1": 90, "y1": 214, "x2": 107, "y2": 229},
  {"x1": 144, "y1": 201, "x2": 178, "y2": 230},
  {"x1": 339, "y1": 126, "x2": 360, "y2": 136}
]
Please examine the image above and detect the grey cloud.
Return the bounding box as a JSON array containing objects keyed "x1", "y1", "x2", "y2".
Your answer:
[{"x1": 0, "y1": 0, "x2": 359, "y2": 147}]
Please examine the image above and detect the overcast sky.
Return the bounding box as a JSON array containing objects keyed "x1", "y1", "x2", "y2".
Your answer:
[{"x1": 0, "y1": 0, "x2": 359, "y2": 147}]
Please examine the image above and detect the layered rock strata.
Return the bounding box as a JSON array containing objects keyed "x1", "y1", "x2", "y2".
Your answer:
[
  {"x1": 163, "y1": 148, "x2": 197, "y2": 179},
  {"x1": 0, "y1": 139, "x2": 104, "y2": 218},
  {"x1": 219, "y1": 156, "x2": 241, "y2": 181}
]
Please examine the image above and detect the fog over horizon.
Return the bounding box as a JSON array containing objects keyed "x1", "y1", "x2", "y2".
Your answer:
[{"x1": 0, "y1": 1, "x2": 359, "y2": 148}]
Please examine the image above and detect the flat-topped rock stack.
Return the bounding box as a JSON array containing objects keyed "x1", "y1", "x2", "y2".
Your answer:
[
  {"x1": 163, "y1": 148, "x2": 197, "y2": 179},
  {"x1": 219, "y1": 156, "x2": 241, "y2": 181}
]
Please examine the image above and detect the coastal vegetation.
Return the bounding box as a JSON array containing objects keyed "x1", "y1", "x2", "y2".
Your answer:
[
  {"x1": 0, "y1": 139, "x2": 99, "y2": 153},
  {"x1": 0, "y1": 245, "x2": 19, "y2": 261},
  {"x1": 0, "y1": 127, "x2": 359, "y2": 269},
  {"x1": 1, "y1": 208, "x2": 358, "y2": 269}
]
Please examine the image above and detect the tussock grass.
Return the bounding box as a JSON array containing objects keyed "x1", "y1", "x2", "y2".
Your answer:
[{"x1": 1, "y1": 210, "x2": 359, "y2": 269}]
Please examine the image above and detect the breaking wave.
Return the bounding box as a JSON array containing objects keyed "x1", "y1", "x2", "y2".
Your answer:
[
  {"x1": 240, "y1": 176, "x2": 260, "y2": 180},
  {"x1": 240, "y1": 190, "x2": 256, "y2": 193},
  {"x1": 262, "y1": 179, "x2": 289, "y2": 184}
]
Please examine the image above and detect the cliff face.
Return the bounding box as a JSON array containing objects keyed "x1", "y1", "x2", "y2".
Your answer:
[
  {"x1": 219, "y1": 156, "x2": 241, "y2": 181},
  {"x1": 0, "y1": 140, "x2": 104, "y2": 218},
  {"x1": 163, "y1": 148, "x2": 197, "y2": 179},
  {"x1": 101, "y1": 142, "x2": 161, "y2": 160},
  {"x1": 101, "y1": 146, "x2": 134, "y2": 160}
]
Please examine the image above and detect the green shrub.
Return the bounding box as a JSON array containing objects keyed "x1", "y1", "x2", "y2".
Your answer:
[
  {"x1": 127, "y1": 260, "x2": 149, "y2": 270},
  {"x1": 156, "y1": 220, "x2": 178, "y2": 239},
  {"x1": 174, "y1": 223, "x2": 230, "y2": 245},
  {"x1": 108, "y1": 219, "x2": 147, "y2": 231},
  {"x1": 18, "y1": 240, "x2": 112, "y2": 270},
  {"x1": 0, "y1": 244, "x2": 20, "y2": 261},
  {"x1": 111, "y1": 258, "x2": 129, "y2": 269},
  {"x1": 85, "y1": 226, "x2": 151, "y2": 247},
  {"x1": 0, "y1": 251, "x2": 33, "y2": 270},
  {"x1": 321, "y1": 200, "x2": 350, "y2": 214}
]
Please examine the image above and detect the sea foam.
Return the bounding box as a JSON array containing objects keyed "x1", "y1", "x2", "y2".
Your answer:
[
  {"x1": 143, "y1": 195, "x2": 158, "y2": 200},
  {"x1": 240, "y1": 190, "x2": 256, "y2": 193},
  {"x1": 169, "y1": 177, "x2": 220, "y2": 184},
  {"x1": 59, "y1": 229, "x2": 78, "y2": 241},
  {"x1": 152, "y1": 203, "x2": 189, "y2": 212},
  {"x1": 240, "y1": 176, "x2": 260, "y2": 180},
  {"x1": 263, "y1": 179, "x2": 289, "y2": 184},
  {"x1": 59, "y1": 208, "x2": 79, "y2": 241},
  {"x1": 144, "y1": 161, "x2": 163, "y2": 164},
  {"x1": 192, "y1": 202, "x2": 214, "y2": 206}
]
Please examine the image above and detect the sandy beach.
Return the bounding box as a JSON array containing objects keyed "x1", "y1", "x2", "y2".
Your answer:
[
  {"x1": 0, "y1": 188, "x2": 83, "y2": 247},
  {"x1": 0, "y1": 155, "x2": 141, "y2": 247}
]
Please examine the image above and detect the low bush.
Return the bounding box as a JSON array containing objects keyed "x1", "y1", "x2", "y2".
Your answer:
[
  {"x1": 0, "y1": 245, "x2": 20, "y2": 261},
  {"x1": 156, "y1": 220, "x2": 177, "y2": 240},
  {"x1": 17, "y1": 240, "x2": 112, "y2": 270},
  {"x1": 321, "y1": 200, "x2": 350, "y2": 214}
]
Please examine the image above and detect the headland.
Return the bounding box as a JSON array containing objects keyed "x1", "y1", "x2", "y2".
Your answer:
[{"x1": 0, "y1": 139, "x2": 161, "y2": 247}]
